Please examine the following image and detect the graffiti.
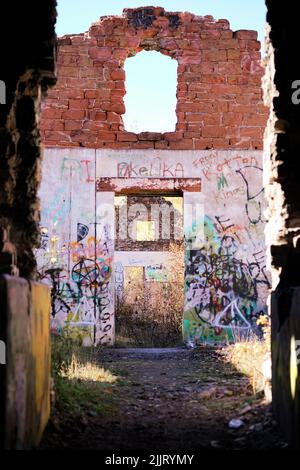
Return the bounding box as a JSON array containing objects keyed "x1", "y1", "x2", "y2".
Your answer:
[
  {"x1": 217, "y1": 174, "x2": 228, "y2": 191},
  {"x1": 145, "y1": 264, "x2": 169, "y2": 282},
  {"x1": 42, "y1": 268, "x2": 72, "y2": 318},
  {"x1": 37, "y1": 225, "x2": 114, "y2": 344},
  {"x1": 72, "y1": 258, "x2": 101, "y2": 287},
  {"x1": 193, "y1": 152, "x2": 259, "y2": 181},
  {"x1": 61, "y1": 157, "x2": 94, "y2": 183},
  {"x1": 117, "y1": 158, "x2": 184, "y2": 178},
  {"x1": 115, "y1": 262, "x2": 124, "y2": 302},
  {"x1": 96, "y1": 282, "x2": 114, "y2": 344},
  {"x1": 236, "y1": 166, "x2": 264, "y2": 225},
  {"x1": 70, "y1": 236, "x2": 113, "y2": 264},
  {"x1": 38, "y1": 148, "x2": 268, "y2": 346},
  {"x1": 40, "y1": 227, "x2": 49, "y2": 250},
  {"x1": 80, "y1": 159, "x2": 94, "y2": 183},
  {"x1": 77, "y1": 223, "x2": 89, "y2": 242},
  {"x1": 184, "y1": 215, "x2": 270, "y2": 342},
  {"x1": 42, "y1": 187, "x2": 68, "y2": 227}
]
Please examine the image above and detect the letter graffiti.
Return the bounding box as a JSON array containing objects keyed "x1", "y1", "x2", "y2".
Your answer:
[{"x1": 117, "y1": 159, "x2": 184, "y2": 178}]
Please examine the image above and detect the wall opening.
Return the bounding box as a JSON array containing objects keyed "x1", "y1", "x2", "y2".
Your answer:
[
  {"x1": 114, "y1": 194, "x2": 184, "y2": 347},
  {"x1": 123, "y1": 50, "x2": 177, "y2": 133}
]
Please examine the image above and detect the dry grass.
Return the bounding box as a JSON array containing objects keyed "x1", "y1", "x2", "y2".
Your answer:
[
  {"x1": 65, "y1": 354, "x2": 117, "y2": 383},
  {"x1": 116, "y1": 242, "x2": 184, "y2": 347},
  {"x1": 50, "y1": 335, "x2": 120, "y2": 418},
  {"x1": 221, "y1": 315, "x2": 271, "y2": 394},
  {"x1": 225, "y1": 339, "x2": 269, "y2": 393}
]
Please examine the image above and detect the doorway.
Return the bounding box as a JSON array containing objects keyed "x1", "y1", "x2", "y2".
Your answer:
[{"x1": 114, "y1": 194, "x2": 184, "y2": 347}]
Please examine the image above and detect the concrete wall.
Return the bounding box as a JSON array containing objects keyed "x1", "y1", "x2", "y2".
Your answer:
[
  {"x1": 0, "y1": 275, "x2": 51, "y2": 449},
  {"x1": 37, "y1": 147, "x2": 268, "y2": 344}
]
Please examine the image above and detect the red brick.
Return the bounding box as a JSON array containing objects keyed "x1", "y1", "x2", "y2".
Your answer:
[
  {"x1": 83, "y1": 121, "x2": 110, "y2": 131},
  {"x1": 155, "y1": 140, "x2": 170, "y2": 149},
  {"x1": 60, "y1": 89, "x2": 85, "y2": 99},
  {"x1": 168, "y1": 140, "x2": 194, "y2": 150},
  {"x1": 163, "y1": 132, "x2": 183, "y2": 141},
  {"x1": 222, "y1": 113, "x2": 243, "y2": 126},
  {"x1": 65, "y1": 120, "x2": 83, "y2": 131},
  {"x1": 240, "y1": 127, "x2": 263, "y2": 138},
  {"x1": 117, "y1": 132, "x2": 138, "y2": 142},
  {"x1": 107, "y1": 112, "x2": 122, "y2": 123},
  {"x1": 40, "y1": 119, "x2": 64, "y2": 131},
  {"x1": 111, "y1": 69, "x2": 126, "y2": 80},
  {"x1": 62, "y1": 109, "x2": 85, "y2": 119},
  {"x1": 68, "y1": 99, "x2": 89, "y2": 109},
  {"x1": 234, "y1": 30, "x2": 258, "y2": 40},
  {"x1": 227, "y1": 49, "x2": 241, "y2": 60},
  {"x1": 184, "y1": 131, "x2": 202, "y2": 138},
  {"x1": 97, "y1": 132, "x2": 116, "y2": 141},
  {"x1": 202, "y1": 49, "x2": 227, "y2": 61},
  {"x1": 58, "y1": 66, "x2": 80, "y2": 78},
  {"x1": 130, "y1": 142, "x2": 155, "y2": 149},
  {"x1": 202, "y1": 126, "x2": 226, "y2": 138},
  {"x1": 138, "y1": 132, "x2": 162, "y2": 141},
  {"x1": 45, "y1": 131, "x2": 70, "y2": 142},
  {"x1": 41, "y1": 9, "x2": 264, "y2": 150},
  {"x1": 42, "y1": 108, "x2": 63, "y2": 119},
  {"x1": 88, "y1": 47, "x2": 112, "y2": 60},
  {"x1": 193, "y1": 138, "x2": 214, "y2": 149},
  {"x1": 242, "y1": 114, "x2": 268, "y2": 127},
  {"x1": 88, "y1": 111, "x2": 107, "y2": 121}
]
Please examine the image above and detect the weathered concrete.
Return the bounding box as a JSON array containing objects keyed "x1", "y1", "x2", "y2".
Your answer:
[
  {"x1": 36, "y1": 147, "x2": 268, "y2": 344},
  {"x1": 0, "y1": 275, "x2": 51, "y2": 449}
]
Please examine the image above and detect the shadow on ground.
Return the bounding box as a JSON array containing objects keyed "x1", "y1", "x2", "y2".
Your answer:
[{"x1": 39, "y1": 346, "x2": 288, "y2": 450}]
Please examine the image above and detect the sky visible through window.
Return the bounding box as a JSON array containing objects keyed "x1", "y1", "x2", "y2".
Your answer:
[{"x1": 56, "y1": 1, "x2": 267, "y2": 132}]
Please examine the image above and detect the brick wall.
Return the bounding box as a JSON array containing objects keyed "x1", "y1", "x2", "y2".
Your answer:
[{"x1": 41, "y1": 6, "x2": 267, "y2": 150}]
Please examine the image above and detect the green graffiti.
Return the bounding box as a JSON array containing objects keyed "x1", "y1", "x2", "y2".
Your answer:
[{"x1": 217, "y1": 173, "x2": 228, "y2": 191}]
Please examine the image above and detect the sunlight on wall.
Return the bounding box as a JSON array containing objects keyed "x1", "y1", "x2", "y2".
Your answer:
[
  {"x1": 123, "y1": 51, "x2": 177, "y2": 133},
  {"x1": 136, "y1": 220, "x2": 156, "y2": 241}
]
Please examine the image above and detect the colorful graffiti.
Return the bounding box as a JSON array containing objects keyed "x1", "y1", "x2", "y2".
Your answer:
[
  {"x1": 36, "y1": 151, "x2": 115, "y2": 345},
  {"x1": 183, "y1": 215, "x2": 270, "y2": 343},
  {"x1": 38, "y1": 148, "x2": 268, "y2": 346},
  {"x1": 37, "y1": 227, "x2": 114, "y2": 345}
]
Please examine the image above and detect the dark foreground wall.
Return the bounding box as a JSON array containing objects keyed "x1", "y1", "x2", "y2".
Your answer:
[
  {"x1": 0, "y1": 276, "x2": 51, "y2": 449},
  {"x1": 265, "y1": 0, "x2": 300, "y2": 447},
  {"x1": 272, "y1": 290, "x2": 300, "y2": 446},
  {"x1": 0, "y1": 1, "x2": 56, "y2": 449}
]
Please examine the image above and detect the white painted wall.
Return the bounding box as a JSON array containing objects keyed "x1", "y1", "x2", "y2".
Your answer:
[{"x1": 37, "y1": 148, "x2": 268, "y2": 344}]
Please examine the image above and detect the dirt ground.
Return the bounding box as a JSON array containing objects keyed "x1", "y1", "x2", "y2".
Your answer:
[{"x1": 40, "y1": 346, "x2": 288, "y2": 451}]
